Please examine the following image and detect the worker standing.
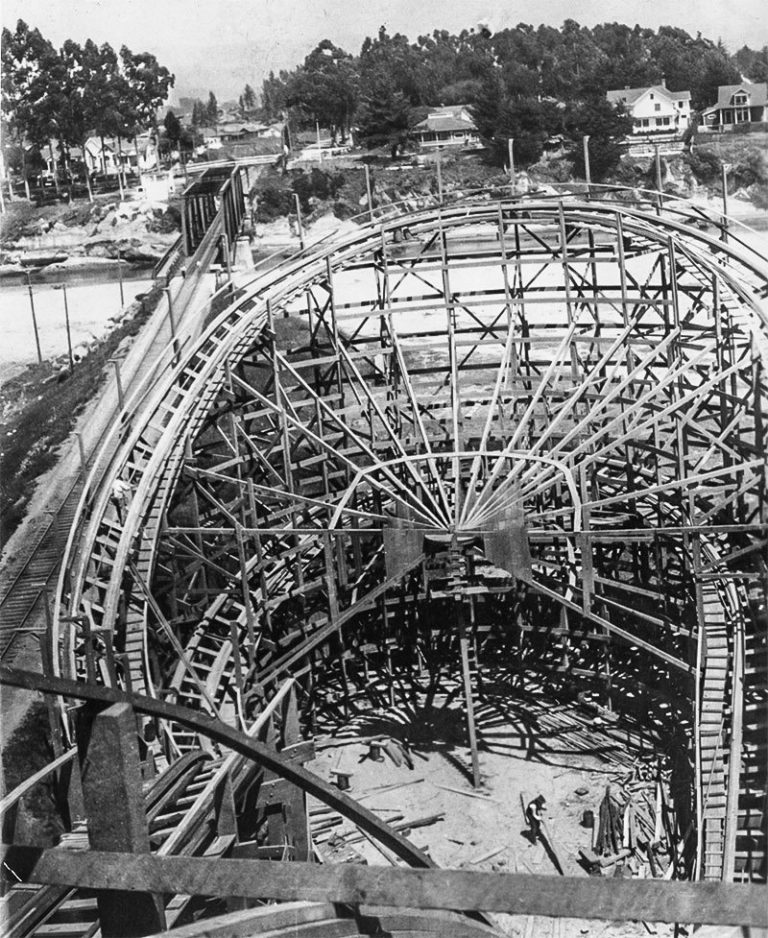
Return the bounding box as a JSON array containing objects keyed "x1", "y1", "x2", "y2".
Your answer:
[{"x1": 526, "y1": 794, "x2": 547, "y2": 843}]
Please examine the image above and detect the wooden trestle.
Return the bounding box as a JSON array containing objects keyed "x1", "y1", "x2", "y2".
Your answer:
[{"x1": 50, "y1": 191, "x2": 768, "y2": 893}]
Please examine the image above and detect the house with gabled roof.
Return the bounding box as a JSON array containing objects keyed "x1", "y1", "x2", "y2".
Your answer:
[
  {"x1": 701, "y1": 82, "x2": 768, "y2": 131},
  {"x1": 606, "y1": 82, "x2": 691, "y2": 138},
  {"x1": 413, "y1": 106, "x2": 480, "y2": 149}
]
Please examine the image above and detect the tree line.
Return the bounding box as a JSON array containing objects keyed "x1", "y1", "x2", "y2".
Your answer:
[
  {"x1": 1, "y1": 19, "x2": 174, "y2": 198},
  {"x1": 260, "y1": 21, "x2": 767, "y2": 174}
]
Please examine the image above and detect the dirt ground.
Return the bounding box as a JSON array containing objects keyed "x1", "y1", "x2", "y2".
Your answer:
[{"x1": 309, "y1": 691, "x2": 676, "y2": 938}]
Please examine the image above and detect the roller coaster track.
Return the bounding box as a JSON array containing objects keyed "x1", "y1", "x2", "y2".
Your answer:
[{"x1": 1, "y1": 185, "x2": 765, "y2": 938}]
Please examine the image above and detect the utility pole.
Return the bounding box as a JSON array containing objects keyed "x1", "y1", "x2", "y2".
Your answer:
[
  {"x1": 53, "y1": 282, "x2": 74, "y2": 373},
  {"x1": 116, "y1": 247, "x2": 125, "y2": 307},
  {"x1": 364, "y1": 164, "x2": 373, "y2": 222},
  {"x1": 583, "y1": 135, "x2": 592, "y2": 191},
  {"x1": 721, "y1": 163, "x2": 729, "y2": 244},
  {"x1": 293, "y1": 193, "x2": 305, "y2": 250},
  {"x1": 26, "y1": 269, "x2": 43, "y2": 365}
]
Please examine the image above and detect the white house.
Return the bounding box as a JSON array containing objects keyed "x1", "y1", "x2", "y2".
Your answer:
[
  {"x1": 701, "y1": 83, "x2": 768, "y2": 131},
  {"x1": 606, "y1": 83, "x2": 691, "y2": 137},
  {"x1": 77, "y1": 135, "x2": 158, "y2": 175},
  {"x1": 413, "y1": 106, "x2": 480, "y2": 149}
]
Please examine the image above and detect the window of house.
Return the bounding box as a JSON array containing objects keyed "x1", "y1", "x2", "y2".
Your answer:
[
  {"x1": 733, "y1": 93, "x2": 748, "y2": 105},
  {"x1": 678, "y1": 101, "x2": 685, "y2": 108},
  {"x1": 654, "y1": 103, "x2": 661, "y2": 111},
  {"x1": 642, "y1": 118, "x2": 650, "y2": 128}
]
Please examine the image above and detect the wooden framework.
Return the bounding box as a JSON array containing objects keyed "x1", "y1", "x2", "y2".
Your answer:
[
  {"x1": 1, "y1": 668, "x2": 766, "y2": 934},
  {"x1": 52, "y1": 193, "x2": 768, "y2": 886}
]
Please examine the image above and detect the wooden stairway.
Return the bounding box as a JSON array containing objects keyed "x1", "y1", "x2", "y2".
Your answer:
[{"x1": 698, "y1": 582, "x2": 730, "y2": 881}]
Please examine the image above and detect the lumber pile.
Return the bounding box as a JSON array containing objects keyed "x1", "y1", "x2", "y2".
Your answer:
[{"x1": 579, "y1": 761, "x2": 679, "y2": 881}]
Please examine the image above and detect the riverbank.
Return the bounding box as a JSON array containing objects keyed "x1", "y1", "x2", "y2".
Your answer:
[{"x1": 0, "y1": 194, "x2": 180, "y2": 279}]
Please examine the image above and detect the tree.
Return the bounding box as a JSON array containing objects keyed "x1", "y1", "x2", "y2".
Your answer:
[
  {"x1": 472, "y1": 73, "x2": 558, "y2": 167},
  {"x1": 355, "y1": 70, "x2": 414, "y2": 156},
  {"x1": 1, "y1": 21, "x2": 66, "y2": 185},
  {"x1": 57, "y1": 38, "x2": 104, "y2": 198},
  {"x1": 205, "y1": 91, "x2": 219, "y2": 125},
  {"x1": 190, "y1": 99, "x2": 206, "y2": 126},
  {"x1": 287, "y1": 40, "x2": 358, "y2": 142},
  {"x1": 163, "y1": 109, "x2": 182, "y2": 149},
  {"x1": 119, "y1": 46, "x2": 174, "y2": 129},
  {"x1": 564, "y1": 97, "x2": 633, "y2": 180},
  {"x1": 242, "y1": 83, "x2": 257, "y2": 110}
]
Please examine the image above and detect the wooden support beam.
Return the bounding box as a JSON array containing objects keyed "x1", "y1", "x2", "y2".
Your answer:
[
  {"x1": 75, "y1": 702, "x2": 166, "y2": 936},
  {"x1": 3, "y1": 846, "x2": 767, "y2": 927},
  {"x1": 457, "y1": 600, "x2": 481, "y2": 789}
]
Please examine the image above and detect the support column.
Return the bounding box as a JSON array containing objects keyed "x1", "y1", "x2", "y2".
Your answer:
[
  {"x1": 457, "y1": 600, "x2": 481, "y2": 789},
  {"x1": 76, "y1": 702, "x2": 165, "y2": 937}
]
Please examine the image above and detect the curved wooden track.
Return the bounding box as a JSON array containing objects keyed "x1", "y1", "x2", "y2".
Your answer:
[{"x1": 34, "y1": 190, "x2": 768, "y2": 904}]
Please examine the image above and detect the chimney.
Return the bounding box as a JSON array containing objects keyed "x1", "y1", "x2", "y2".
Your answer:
[{"x1": 661, "y1": 75, "x2": 667, "y2": 88}]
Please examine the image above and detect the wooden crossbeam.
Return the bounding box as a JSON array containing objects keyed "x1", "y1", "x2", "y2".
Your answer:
[{"x1": 2, "y1": 846, "x2": 766, "y2": 927}]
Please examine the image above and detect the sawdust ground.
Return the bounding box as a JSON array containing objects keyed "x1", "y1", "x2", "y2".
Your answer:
[{"x1": 310, "y1": 707, "x2": 675, "y2": 938}]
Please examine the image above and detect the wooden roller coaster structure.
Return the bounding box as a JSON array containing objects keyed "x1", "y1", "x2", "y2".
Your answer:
[{"x1": 2, "y1": 183, "x2": 767, "y2": 935}]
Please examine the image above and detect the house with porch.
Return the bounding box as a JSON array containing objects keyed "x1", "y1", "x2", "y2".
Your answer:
[
  {"x1": 413, "y1": 106, "x2": 480, "y2": 149},
  {"x1": 606, "y1": 83, "x2": 691, "y2": 138},
  {"x1": 701, "y1": 82, "x2": 768, "y2": 131},
  {"x1": 82, "y1": 134, "x2": 158, "y2": 175}
]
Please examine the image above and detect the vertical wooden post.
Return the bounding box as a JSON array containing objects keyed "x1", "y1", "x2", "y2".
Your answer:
[
  {"x1": 117, "y1": 247, "x2": 125, "y2": 307},
  {"x1": 281, "y1": 686, "x2": 311, "y2": 860},
  {"x1": 221, "y1": 232, "x2": 233, "y2": 284},
  {"x1": 582, "y1": 135, "x2": 591, "y2": 190},
  {"x1": 720, "y1": 163, "x2": 729, "y2": 244},
  {"x1": 26, "y1": 271, "x2": 43, "y2": 365},
  {"x1": 364, "y1": 164, "x2": 373, "y2": 222},
  {"x1": 436, "y1": 149, "x2": 443, "y2": 203},
  {"x1": 508, "y1": 138, "x2": 515, "y2": 184},
  {"x1": 293, "y1": 193, "x2": 305, "y2": 250},
  {"x1": 654, "y1": 145, "x2": 663, "y2": 210},
  {"x1": 164, "y1": 286, "x2": 179, "y2": 363},
  {"x1": 457, "y1": 600, "x2": 481, "y2": 789},
  {"x1": 76, "y1": 702, "x2": 165, "y2": 936},
  {"x1": 109, "y1": 358, "x2": 125, "y2": 411}
]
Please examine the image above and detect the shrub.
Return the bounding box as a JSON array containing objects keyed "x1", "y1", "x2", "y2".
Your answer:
[{"x1": 683, "y1": 148, "x2": 721, "y2": 183}]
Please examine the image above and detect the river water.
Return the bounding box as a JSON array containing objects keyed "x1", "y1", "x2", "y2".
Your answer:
[{"x1": 0, "y1": 268, "x2": 154, "y2": 383}]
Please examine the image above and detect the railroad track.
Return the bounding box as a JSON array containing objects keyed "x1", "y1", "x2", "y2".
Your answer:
[{"x1": 0, "y1": 479, "x2": 83, "y2": 663}]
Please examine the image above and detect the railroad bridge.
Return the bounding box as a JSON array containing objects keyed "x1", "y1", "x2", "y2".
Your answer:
[{"x1": 2, "y1": 178, "x2": 767, "y2": 937}]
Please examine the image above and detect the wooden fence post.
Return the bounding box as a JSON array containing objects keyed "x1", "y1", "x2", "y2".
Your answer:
[{"x1": 76, "y1": 702, "x2": 165, "y2": 936}]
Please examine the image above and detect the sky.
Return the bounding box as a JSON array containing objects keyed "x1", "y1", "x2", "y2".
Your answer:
[{"x1": 2, "y1": 0, "x2": 767, "y2": 102}]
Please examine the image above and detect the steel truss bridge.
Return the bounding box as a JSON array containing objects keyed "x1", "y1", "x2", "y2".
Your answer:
[{"x1": 2, "y1": 186, "x2": 767, "y2": 936}]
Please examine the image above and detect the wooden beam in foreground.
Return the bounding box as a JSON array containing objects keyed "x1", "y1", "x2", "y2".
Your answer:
[{"x1": 2, "y1": 847, "x2": 766, "y2": 928}]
